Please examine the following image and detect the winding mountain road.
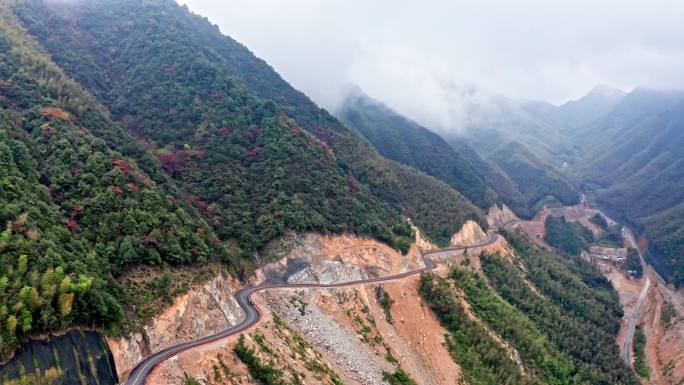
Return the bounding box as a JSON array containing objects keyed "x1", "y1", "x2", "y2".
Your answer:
[{"x1": 122, "y1": 233, "x2": 499, "y2": 385}]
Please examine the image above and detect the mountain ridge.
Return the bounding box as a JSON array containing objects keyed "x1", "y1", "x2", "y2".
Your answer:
[{"x1": 337, "y1": 88, "x2": 497, "y2": 209}]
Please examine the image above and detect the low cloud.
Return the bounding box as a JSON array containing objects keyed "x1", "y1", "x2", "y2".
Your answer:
[{"x1": 179, "y1": 0, "x2": 684, "y2": 131}]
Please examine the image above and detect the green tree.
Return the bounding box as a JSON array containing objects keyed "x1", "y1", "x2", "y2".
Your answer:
[
  {"x1": 544, "y1": 215, "x2": 589, "y2": 255},
  {"x1": 17, "y1": 255, "x2": 28, "y2": 275},
  {"x1": 0, "y1": 276, "x2": 8, "y2": 294},
  {"x1": 19, "y1": 286, "x2": 31, "y2": 305},
  {"x1": 28, "y1": 287, "x2": 42, "y2": 313},
  {"x1": 6, "y1": 315, "x2": 17, "y2": 336},
  {"x1": 58, "y1": 293, "x2": 74, "y2": 318},
  {"x1": 20, "y1": 309, "x2": 32, "y2": 333},
  {"x1": 58, "y1": 277, "x2": 71, "y2": 295}
]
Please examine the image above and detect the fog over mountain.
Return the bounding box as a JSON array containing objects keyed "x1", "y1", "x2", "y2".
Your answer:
[{"x1": 180, "y1": 0, "x2": 684, "y2": 131}]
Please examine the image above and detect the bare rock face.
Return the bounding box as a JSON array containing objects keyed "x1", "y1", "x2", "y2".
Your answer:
[
  {"x1": 286, "y1": 257, "x2": 367, "y2": 284},
  {"x1": 147, "y1": 274, "x2": 243, "y2": 350},
  {"x1": 261, "y1": 233, "x2": 424, "y2": 285},
  {"x1": 108, "y1": 272, "x2": 243, "y2": 377},
  {"x1": 412, "y1": 224, "x2": 437, "y2": 252},
  {"x1": 487, "y1": 204, "x2": 518, "y2": 228},
  {"x1": 450, "y1": 220, "x2": 488, "y2": 247},
  {"x1": 108, "y1": 332, "x2": 146, "y2": 378}
]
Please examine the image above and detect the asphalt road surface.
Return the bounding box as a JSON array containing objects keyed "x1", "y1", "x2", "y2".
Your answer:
[
  {"x1": 122, "y1": 233, "x2": 498, "y2": 385},
  {"x1": 622, "y1": 277, "x2": 650, "y2": 365},
  {"x1": 620, "y1": 226, "x2": 653, "y2": 366}
]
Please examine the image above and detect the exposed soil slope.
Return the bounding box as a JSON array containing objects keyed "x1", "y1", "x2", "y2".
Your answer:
[{"x1": 110, "y1": 223, "x2": 503, "y2": 385}]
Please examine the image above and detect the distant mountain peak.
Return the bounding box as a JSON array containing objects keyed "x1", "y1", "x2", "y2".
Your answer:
[
  {"x1": 587, "y1": 84, "x2": 626, "y2": 97},
  {"x1": 553, "y1": 84, "x2": 627, "y2": 130},
  {"x1": 566, "y1": 84, "x2": 626, "y2": 106}
]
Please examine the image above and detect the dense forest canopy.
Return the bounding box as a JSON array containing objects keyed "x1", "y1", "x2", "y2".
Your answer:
[
  {"x1": 337, "y1": 90, "x2": 497, "y2": 209},
  {"x1": 0, "y1": 1, "x2": 227, "y2": 356},
  {"x1": 544, "y1": 215, "x2": 594, "y2": 256},
  {"x1": 420, "y1": 231, "x2": 636, "y2": 384},
  {"x1": 495, "y1": 231, "x2": 635, "y2": 384},
  {"x1": 574, "y1": 89, "x2": 684, "y2": 285},
  {"x1": 15, "y1": 0, "x2": 485, "y2": 249}
]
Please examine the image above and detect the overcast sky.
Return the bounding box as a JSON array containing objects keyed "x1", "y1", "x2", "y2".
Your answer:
[{"x1": 179, "y1": 0, "x2": 684, "y2": 128}]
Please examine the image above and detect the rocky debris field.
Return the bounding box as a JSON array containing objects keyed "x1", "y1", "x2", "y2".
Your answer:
[{"x1": 269, "y1": 289, "x2": 393, "y2": 385}]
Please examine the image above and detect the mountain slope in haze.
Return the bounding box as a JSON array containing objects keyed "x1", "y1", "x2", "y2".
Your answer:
[
  {"x1": 426, "y1": 85, "x2": 579, "y2": 217},
  {"x1": 554, "y1": 85, "x2": 626, "y2": 132},
  {"x1": 16, "y1": 0, "x2": 485, "y2": 250},
  {"x1": 337, "y1": 89, "x2": 497, "y2": 209},
  {"x1": 423, "y1": 81, "x2": 684, "y2": 286},
  {"x1": 437, "y1": 85, "x2": 572, "y2": 162},
  {"x1": 514, "y1": 85, "x2": 684, "y2": 286},
  {"x1": 576, "y1": 90, "x2": 684, "y2": 283},
  {"x1": 570, "y1": 87, "x2": 683, "y2": 149}
]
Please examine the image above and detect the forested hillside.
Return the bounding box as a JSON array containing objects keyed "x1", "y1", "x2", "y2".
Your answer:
[
  {"x1": 420, "y1": 232, "x2": 636, "y2": 385},
  {"x1": 0, "y1": 0, "x2": 670, "y2": 383},
  {"x1": 337, "y1": 86, "x2": 579, "y2": 218},
  {"x1": 381, "y1": 78, "x2": 684, "y2": 286},
  {"x1": 0, "y1": 0, "x2": 491, "y2": 360},
  {"x1": 337, "y1": 89, "x2": 497, "y2": 208},
  {"x1": 15, "y1": 0, "x2": 485, "y2": 249},
  {"x1": 576, "y1": 90, "x2": 684, "y2": 284},
  {"x1": 457, "y1": 88, "x2": 579, "y2": 213},
  {"x1": 481, "y1": 141, "x2": 578, "y2": 217},
  {"x1": 524, "y1": 85, "x2": 626, "y2": 134},
  {"x1": 373, "y1": 84, "x2": 581, "y2": 218},
  {"x1": 514, "y1": 86, "x2": 684, "y2": 285},
  {"x1": 570, "y1": 87, "x2": 683, "y2": 147},
  {"x1": 0, "y1": 0, "x2": 223, "y2": 357},
  {"x1": 507, "y1": 85, "x2": 684, "y2": 285}
]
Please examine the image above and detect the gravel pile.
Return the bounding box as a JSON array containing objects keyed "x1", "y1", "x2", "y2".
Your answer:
[{"x1": 269, "y1": 290, "x2": 391, "y2": 385}]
